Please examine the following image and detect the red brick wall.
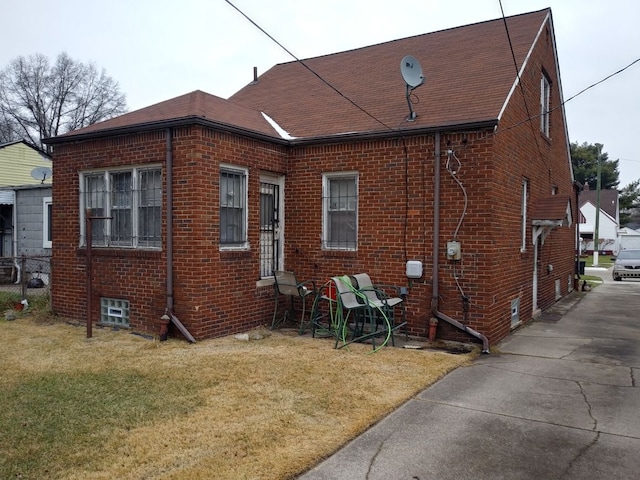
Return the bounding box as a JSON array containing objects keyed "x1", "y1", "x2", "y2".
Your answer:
[
  {"x1": 51, "y1": 19, "x2": 574, "y2": 346},
  {"x1": 52, "y1": 126, "x2": 288, "y2": 339},
  {"x1": 283, "y1": 16, "x2": 575, "y2": 347}
]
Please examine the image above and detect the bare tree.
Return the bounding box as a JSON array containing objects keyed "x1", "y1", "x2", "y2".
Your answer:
[
  {"x1": 0, "y1": 115, "x2": 20, "y2": 144},
  {"x1": 0, "y1": 52, "x2": 127, "y2": 151}
]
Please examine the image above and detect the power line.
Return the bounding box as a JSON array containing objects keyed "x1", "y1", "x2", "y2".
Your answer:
[
  {"x1": 498, "y1": 0, "x2": 548, "y2": 172},
  {"x1": 223, "y1": 0, "x2": 395, "y2": 133},
  {"x1": 563, "y1": 58, "x2": 640, "y2": 106},
  {"x1": 498, "y1": 56, "x2": 640, "y2": 136},
  {"x1": 224, "y1": 0, "x2": 416, "y2": 261},
  {"x1": 225, "y1": 0, "x2": 639, "y2": 162}
]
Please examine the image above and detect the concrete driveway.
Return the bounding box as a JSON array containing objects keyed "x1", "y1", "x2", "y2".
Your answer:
[{"x1": 299, "y1": 268, "x2": 640, "y2": 479}]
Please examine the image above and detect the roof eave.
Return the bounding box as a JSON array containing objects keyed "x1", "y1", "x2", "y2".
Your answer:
[
  {"x1": 42, "y1": 116, "x2": 289, "y2": 146},
  {"x1": 43, "y1": 117, "x2": 498, "y2": 147},
  {"x1": 288, "y1": 118, "x2": 499, "y2": 145}
]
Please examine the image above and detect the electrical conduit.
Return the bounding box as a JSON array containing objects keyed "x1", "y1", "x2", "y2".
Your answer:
[{"x1": 431, "y1": 132, "x2": 489, "y2": 353}]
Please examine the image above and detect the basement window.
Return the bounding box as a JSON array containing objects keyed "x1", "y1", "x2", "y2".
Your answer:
[{"x1": 100, "y1": 298, "x2": 130, "y2": 327}]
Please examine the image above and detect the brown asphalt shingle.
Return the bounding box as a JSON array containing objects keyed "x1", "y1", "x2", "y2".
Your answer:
[
  {"x1": 52, "y1": 9, "x2": 550, "y2": 142},
  {"x1": 230, "y1": 9, "x2": 550, "y2": 138},
  {"x1": 56, "y1": 90, "x2": 279, "y2": 138},
  {"x1": 580, "y1": 188, "x2": 619, "y2": 219},
  {"x1": 531, "y1": 196, "x2": 572, "y2": 223}
]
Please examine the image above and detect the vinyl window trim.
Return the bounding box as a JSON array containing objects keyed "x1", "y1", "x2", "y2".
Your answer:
[{"x1": 43, "y1": 196, "x2": 52, "y2": 249}]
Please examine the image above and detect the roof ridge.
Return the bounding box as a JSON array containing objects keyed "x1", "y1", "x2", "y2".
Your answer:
[{"x1": 272, "y1": 8, "x2": 552, "y2": 67}]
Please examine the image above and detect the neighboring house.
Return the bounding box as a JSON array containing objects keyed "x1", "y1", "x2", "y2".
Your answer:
[
  {"x1": 579, "y1": 185, "x2": 619, "y2": 254},
  {"x1": 44, "y1": 9, "x2": 576, "y2": 347},
  {"x1": 0, "y1": 140, "x2": 52, "y2": 283},
  {"x1": 617, "y1": 226, "x2": 640, "y2": 251}
]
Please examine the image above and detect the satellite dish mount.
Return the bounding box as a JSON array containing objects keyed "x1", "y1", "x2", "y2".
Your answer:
[
  {"x1": 31, "y1": 166, "x2": 52, "y2": 184},
  {"x1": 400, "y1": 55, "x2": 425, "y2": 121}
]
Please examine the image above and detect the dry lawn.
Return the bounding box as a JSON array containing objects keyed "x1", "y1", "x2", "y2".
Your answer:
[{"x1": 0, "y1": 314, "x2": 474, "y2": 479}]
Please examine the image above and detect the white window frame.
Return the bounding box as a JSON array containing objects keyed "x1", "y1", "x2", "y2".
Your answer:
[
  {"x1": 521, "y1": 178, "x2": 528, "y2": 252},
  {"x1": 43, "y1": 196, "x2": 52, "y2": 249},
  {"x1": 540, "y1": 74, "x2": 551, "y2": 137},
  {"x1": 79, "y1": 166, "x2": 162, "y2": 249},
  {"x1": 322, "y1": 172, "x2": 358, "y2": 251},
  {"x1": 219, "y1": 164, "x2": 249, "y2": 250}
]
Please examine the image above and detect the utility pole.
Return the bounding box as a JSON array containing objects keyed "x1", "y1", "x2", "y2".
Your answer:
[{"x1": 593, "y1": 144, "x2": 602, "y2": 267}]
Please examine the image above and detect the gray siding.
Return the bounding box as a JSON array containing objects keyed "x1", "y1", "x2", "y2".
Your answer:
[{"x1": 16, "y1": 186, "x2": 52, "y2": 257}]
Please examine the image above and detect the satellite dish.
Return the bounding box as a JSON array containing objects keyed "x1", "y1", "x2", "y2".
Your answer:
[
  {"x1": 31, "y1": 166, "x2": 52, "y2": 184},
  {"x1": 400, "y1": 55, "x2": 425, "y2": 88},
  {"x1": 400, "y1": 55, "x2": 425, "y2": 121}
]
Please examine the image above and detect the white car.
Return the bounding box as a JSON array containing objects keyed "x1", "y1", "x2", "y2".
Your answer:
[{"x1": 612, "y1": 250, "x2": 640, "y2": 281}]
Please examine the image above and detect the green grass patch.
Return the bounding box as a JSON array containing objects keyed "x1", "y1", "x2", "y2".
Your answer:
[
  {"x1": 0, "y1": 318, "x2": 472, "y2": 479},
  {"x1": 581, "y1": 274, "x2": 603, "y2": 284},
  {"x1": 0, "y1": 370, "x2": 203, "y2": 479},
  {"x1": 0, "y1": 290, "x2": 51, "y2": 315},
  {"x1": 0, "y1": 291, "x2": 22, "y2": 307},
  {"x1": 583, "y1": 254, "x2": 614, "y2": 267}
]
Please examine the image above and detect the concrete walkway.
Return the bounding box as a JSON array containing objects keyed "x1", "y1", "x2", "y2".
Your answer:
[{"x1": 299, "y1": 268, "x2": 640, "y2": 479}]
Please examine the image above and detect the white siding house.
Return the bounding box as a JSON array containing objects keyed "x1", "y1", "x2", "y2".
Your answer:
[
  {"x1": 0, "y1": 140, "x2": 52, "y2": 283},
  {"x1": 579, "y1": 201, "x2": 619, "y2": 254}
]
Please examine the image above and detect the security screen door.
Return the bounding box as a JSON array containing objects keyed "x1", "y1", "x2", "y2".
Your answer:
[{"x1": 259, "y1": 176, "x2": 283, "y2": 278}]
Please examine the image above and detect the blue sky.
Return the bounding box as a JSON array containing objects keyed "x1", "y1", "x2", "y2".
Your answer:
[{"x1": 3, "y1": 0, "x2": 639, "y2": 186}]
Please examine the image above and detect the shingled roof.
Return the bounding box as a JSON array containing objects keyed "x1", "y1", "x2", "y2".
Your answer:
[
  {"x1": 531, "y1": 196, "x2": 572, "y2": 226},
  {"x1": 47, "y1": 8, "x2": 551, "y2": 143},
  {"x1": 49, "y1": 90, "x2": 280, "y2": 142},
  {"x1": 230, "y1": 9, "x2": 550, "y2": 139},
  {"x1": 579, "y1": 186, "x2": 619, "y2": 220}
]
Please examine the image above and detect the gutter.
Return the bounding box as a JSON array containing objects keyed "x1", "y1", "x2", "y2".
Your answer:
[
  {"x1": 431, "y1": 132, "x2": 490, "y2": 353},
  {"x1": 44, "y1": 115, "x2": 498, "y2": 150},
  {"x1": 44, "y1": 116, "x2": 291, "y2": 147}
]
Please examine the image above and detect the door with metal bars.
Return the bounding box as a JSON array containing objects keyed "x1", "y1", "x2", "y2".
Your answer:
[{"x1": 259, "y1": 177, "x2": 283, "y2": 278}]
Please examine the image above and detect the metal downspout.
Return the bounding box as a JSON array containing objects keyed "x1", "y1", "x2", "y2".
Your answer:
[
  {"x1": 166, "y1": 128, "x2": 174, "y2": 313},
  {"x1": 574, "y1": 180, "x2": 583, "y2": 288},
  {"x1": 165, "y1": 128, "x2": 196, "y2": 343},
  {"x1": 431, "y1": 132, "x2": 489, "y2": 353}
]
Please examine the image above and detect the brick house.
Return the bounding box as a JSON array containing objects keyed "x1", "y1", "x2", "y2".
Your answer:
[{"x1": 44, "y1": 9, "x2": 576, "y2": 348}]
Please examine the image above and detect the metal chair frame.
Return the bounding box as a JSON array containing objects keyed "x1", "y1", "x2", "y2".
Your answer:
[
  {"x1": 351, "y1": 273, "x2": 408, "y2": 345},
  {"x1": 331, "y1": 275, "x2": 395, "y2": 349},
  {"x1": 271, "y1": 270, "x2": 316, "y2": 332}
]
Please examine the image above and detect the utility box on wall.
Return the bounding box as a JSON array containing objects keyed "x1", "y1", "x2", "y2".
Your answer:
[
  {"x1": 406, "y1": 260, "x2": 423, "y2": 279},
  {"x1": 446, "y1": 241, "x2": 461, "y2": 260}
]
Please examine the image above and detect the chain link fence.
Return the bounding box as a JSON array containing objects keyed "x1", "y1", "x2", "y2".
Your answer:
[{"x1": 0, "y1": 255, "x2": 51, "y2": 307}]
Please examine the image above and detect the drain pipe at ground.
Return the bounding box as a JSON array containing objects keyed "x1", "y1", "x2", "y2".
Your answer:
[
  {"x1": 165, "y1": 129, "x2": 175, "y2": 318},
  {"x1": 163, "y1": 128, "x2": 195, "y2": 343},
  {"x1": 431, "y1": 132, "x2": 489, "y2": 353}
]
